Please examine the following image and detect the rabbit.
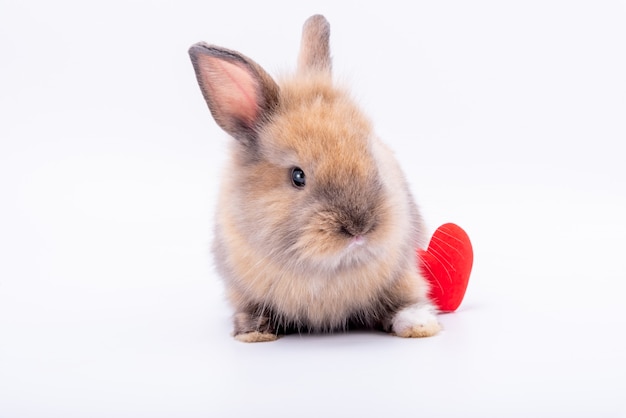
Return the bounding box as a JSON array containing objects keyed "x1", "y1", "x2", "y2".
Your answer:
[{"x1": 188, "y1": 14, "x2": 441, "y2": 342}]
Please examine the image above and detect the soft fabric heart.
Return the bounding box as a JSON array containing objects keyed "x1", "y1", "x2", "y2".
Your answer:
[{"x1": 417, "y1": 223, "x2": 473, "y2": 312}]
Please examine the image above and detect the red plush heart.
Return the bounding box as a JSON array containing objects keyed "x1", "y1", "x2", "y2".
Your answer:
[{"x1": 417, "y1": 223, "x2": 473, "y2": 312}]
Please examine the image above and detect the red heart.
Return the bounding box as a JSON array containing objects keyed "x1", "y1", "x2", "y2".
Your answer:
[{"x1": 417, "y1": 223, "x2": 473, "y2": 312}]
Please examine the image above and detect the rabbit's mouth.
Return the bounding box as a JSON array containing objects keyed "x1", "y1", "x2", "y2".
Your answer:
[
  {"x1": 336, "y1": 234, "x2": 377, "y2": 266},
  {"x1": 346, "y1": 235, "x2": 366, "y2": 250}
]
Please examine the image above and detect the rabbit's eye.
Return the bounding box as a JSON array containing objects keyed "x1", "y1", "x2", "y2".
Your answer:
[{"x1": 291, "y1": 167, "x2": 306, "y2": 188}]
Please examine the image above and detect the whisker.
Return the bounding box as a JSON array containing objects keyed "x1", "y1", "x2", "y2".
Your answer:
[{"x1": 417, "y1": 251, "x2": 446, "y2": 295}]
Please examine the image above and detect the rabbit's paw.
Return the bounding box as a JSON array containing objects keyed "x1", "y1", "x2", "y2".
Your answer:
[
  {"x1": 234, "y1": 331, "x2": 279, "y2": 343},
  {"x1": 391, "y1": 304, "x2": 441, "y2": 338}
]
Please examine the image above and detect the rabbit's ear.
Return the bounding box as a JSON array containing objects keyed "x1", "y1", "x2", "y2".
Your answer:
[
  {"x1": 297, "y1": 15, "x2": 332, "y2": 76},
  {"x1": 189, "y1": 43, "x2": 279, "y2": 144}
]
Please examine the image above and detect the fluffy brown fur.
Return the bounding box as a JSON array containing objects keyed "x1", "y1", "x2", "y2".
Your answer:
[{"x1": 189, "y1": 15, "x2": 441, "y2": 342}]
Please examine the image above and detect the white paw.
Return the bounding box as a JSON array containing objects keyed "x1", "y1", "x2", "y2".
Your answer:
[{"x1": 391, "y1": 304, "x2": 441, "y2": 338}]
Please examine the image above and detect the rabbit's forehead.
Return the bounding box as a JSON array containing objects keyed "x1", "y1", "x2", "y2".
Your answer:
[{"x1": 263, "y1": 85, "x2": 374, "y2": 173}]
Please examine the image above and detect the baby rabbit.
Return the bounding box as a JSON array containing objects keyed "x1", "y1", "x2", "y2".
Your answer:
[{"x1": 189, "y1": 15, "x2": 441, "y2": 342}]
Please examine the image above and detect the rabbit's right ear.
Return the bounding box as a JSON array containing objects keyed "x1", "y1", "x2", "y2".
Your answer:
[{"x1": 188, "y1": 43, "x2": 280, "y2": 145}]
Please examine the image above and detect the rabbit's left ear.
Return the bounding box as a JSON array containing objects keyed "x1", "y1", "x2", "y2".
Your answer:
[
  {"x1": 188, "y1": 42, "x2": 280, "y2": 145},
  {"x1": 297, "y1": 14, "x2": 332, "y2": 76}
]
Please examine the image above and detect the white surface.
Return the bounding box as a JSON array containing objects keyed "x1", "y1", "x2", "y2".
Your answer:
[{"x1": 1, "y1": 1, "x2": 625, "y2": 417}]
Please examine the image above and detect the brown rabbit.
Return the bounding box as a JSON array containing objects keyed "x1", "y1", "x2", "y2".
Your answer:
[{"x1": 189, "y1": 15, "x2": 441, "y2": 342}]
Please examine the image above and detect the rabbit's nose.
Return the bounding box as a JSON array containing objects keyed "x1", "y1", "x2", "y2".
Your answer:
[{"x1": 338, "y1": 213, "x2": 376, "y2": 237}]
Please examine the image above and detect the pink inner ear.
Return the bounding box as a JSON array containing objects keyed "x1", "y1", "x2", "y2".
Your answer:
[{"x1": 197, "y1": 56, "x2": 259, "y2": 127}]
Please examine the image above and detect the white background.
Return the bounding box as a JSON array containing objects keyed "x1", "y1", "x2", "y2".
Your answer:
[{"x1": 1, "y1": 1, "x2": 625, "y2": 417}]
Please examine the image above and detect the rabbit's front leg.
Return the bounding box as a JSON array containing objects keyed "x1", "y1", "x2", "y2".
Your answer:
[
  {"x1": 233, "y1": 311, "x2": 279, "y2": 343},
  {"x1": 390, "y1": 302, "x2": 441, "y2": 338}
]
